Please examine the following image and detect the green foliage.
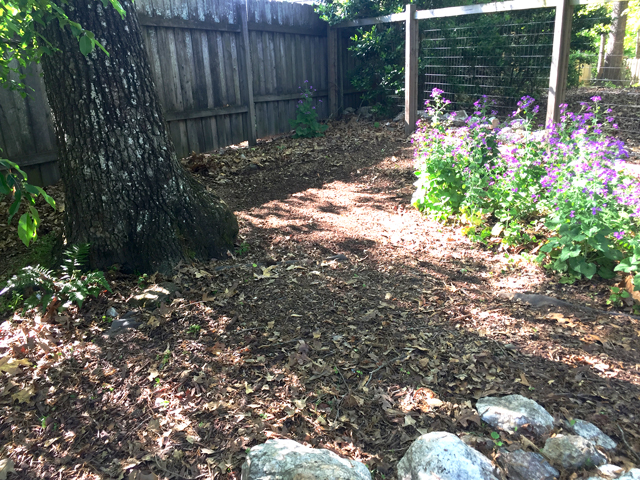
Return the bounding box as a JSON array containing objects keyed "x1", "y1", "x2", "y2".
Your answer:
[
  {"x1": 0, "y1": 243, "x2": 111, "y2": 312},
  {"x1": 490, "y1": 431, "x2": 503, "y2": 447},
  {"x1": 347, "y1": 24, "x2": 404, "y2": 117},
  {"x1": 412, "y1": 91, "x2": 640, "y2": 285},
  {"x1": 1, "y1": 0, "x2": 127, "y2": 92},
  {"x1": 137, "y1": 273, "x2": 149, "y2": 288},
  {"x1": 607, "y1": 286, "x2": 631, "y2": 306},
  {"x1": 188, "y1": 324, "x2": 201, "y2": 336},
  {"x1": 316, "y1": 0, "x2": 606, "y2": 114},
  {"x1": 290, "y1": 82, "x2": 328, "y2": 138},
  {"x1": 234, "y1": 242, "x2": 250, "y2": 257},
  {"x1": 0, "y1": 291, "x2": 23, "y2": 315},
  {"x1": 1, "y1": 157, "x2": 55, "y2": 246}
]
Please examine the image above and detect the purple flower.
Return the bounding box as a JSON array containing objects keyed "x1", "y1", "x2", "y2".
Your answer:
[
  {"x1": 591, "y1": 96, "x2": 601, "y2": 102},
  {"x1": 569, "y1": 211, "x2": 575, "y2": 218},
  {"x1": 613, "y1": 231, "x2": 624, "y2": 240},
  {"x1": 431, "y1": 88, "x2": 444, "y2": 97}
]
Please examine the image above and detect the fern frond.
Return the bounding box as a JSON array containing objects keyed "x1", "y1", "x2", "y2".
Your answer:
[{"x1": 61, "y1": 243, "x2": 91, "y2": 274}]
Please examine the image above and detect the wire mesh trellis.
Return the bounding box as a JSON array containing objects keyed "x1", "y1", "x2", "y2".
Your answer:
[
  {"x1": 421, "y1": 13, "x2": 555, "y2": 120},
  {"x1": 568, "y1": 15, "x2": 640, "y2": 141}
]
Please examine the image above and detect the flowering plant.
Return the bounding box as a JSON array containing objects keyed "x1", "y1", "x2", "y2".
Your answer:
[
  {"x1": 290, "y1": 81, "x2": 328, "y2": 138},
  {"x1": 412, "y1": 90, "x2": 640, "y2": 286}
]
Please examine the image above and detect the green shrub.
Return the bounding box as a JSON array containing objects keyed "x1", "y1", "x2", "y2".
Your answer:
[
  {"x1": 412, "y1": 89, "x2": 640, "y2": 286},
  {"x1": 1, "y1": 157, "x2": 55, "y2": 246},
  {"x1": 290, "y1": 82, "x2": 328, "y2": 138}
]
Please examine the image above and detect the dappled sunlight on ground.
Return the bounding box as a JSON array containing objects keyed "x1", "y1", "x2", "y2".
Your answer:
[{"x1": 1, "y1": 119, "x2": 639, "y2": 479}]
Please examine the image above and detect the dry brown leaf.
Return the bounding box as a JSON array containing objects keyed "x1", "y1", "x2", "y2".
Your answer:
[
  {"x1": 11, "y1": 385, "x2": 34, "y2": 403},
  {"x1": 0, "y1": 356, "x2": 31, "y2": 376},
  {"x1": 403, "y1": 415, "x2": 416, "y2": 426}
]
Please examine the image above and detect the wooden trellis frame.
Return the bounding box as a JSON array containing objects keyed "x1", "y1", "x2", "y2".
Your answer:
[{"x1": 328, "y1": 0, "x2": 612, "y2": 134}]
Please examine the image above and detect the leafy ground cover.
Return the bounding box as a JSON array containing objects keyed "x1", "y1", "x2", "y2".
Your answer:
[
  {"x1": 413, "y1": 90, "x2": 640, "y2": 289},
  {"x1": 0, "y1": 115, "x2": 639, "y2": 480}
]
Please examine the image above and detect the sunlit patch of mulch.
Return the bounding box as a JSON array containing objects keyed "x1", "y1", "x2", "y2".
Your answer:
[{"x1": 1, "y1": 116, "x2": 639, "y2": 480}]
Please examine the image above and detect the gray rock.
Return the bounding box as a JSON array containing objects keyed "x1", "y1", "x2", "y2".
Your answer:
[
  {"x1": 104, "y1": 317, "x2": 140, "y2": 338},
  {"x1": 587, "y1": 467, "x2": 640, "y2": 480},
  {"x1": 241, "y1": 439, "x2": 371, "y2": 480},
  {"x1": 498, "y1": 292, "x2": 574, "y2": 309},
  {"x1": 565, "y1": 419, "x2": 617, "y2": 451},
  {"x1": 358, "y1": 106, "x2": 373, "y2": 118},
  {"x1": 509, "y1": 119, "x2": 527, "y2": 130},
  {"x1": 451, "y1": 110, "x2": 468, "y2": 124},
  {"x1": 530, "y1": 129, "x2": 551, "y2": 142},
  {"x1": 496, "y1": 449, "x2": 558, "y2": 480},
  {"x1": 394, "y1": 109, "x2": 431, "y2": 122},
  {"x1": 595, "y1": 464, "x2": 624, "y2": 478},
  {"x1": 542, "y1": 435, "x2": 607, "y2": 469},
  {"x1": 106, "y1": 306, "x2": 118, "y2": 317},
  {"x1": 619, "y1": 470, "x2": 640, "y2": 479},
  {"x1": 129, "y1": 282, "x2": 178, "y2": 309},
  {"x1": 397, "y1": 431, "x2": 499, "y2": 480},
  {"x1": 476, "y1": 395, "x2": 554, "y2": 436},
  {"x1": 344, "y1": 107, "x2": 356, "y2": 115}
]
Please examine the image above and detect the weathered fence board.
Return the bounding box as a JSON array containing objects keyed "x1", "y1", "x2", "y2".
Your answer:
[{"x1": 1, "y1": 0, "x2": 338, "y2": 186}]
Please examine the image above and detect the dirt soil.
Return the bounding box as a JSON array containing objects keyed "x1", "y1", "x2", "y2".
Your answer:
[{"x1": 1, "y1": 117, "x2": 640, "y2": 480}]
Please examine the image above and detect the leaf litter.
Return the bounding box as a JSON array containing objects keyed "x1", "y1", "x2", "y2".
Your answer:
[{"x1": 0, "y1": 117, "x2": 639, "y2": 479}]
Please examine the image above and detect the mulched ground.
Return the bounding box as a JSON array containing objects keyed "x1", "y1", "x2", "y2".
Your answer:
[{"x1": 1, "y1": 114, "x2": 640, "y2": 480}]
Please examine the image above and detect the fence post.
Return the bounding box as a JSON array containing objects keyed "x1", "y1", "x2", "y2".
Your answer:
[
  {"x1": 328, "y1": 26, "x2": 339, "y2": 117},
  {"x1": 404, "y1": 3, "x2": 418, "y2": 135},
  {"x1": 546, "y1": 0, "x2": 573, "y2": 127},
  {"x1": 240, "y1": 1, "x2": 257, "y2": 146}
]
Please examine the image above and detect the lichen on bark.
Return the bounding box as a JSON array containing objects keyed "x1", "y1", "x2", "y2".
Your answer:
[{"x1": 38, "y1": 0, "x2": 238, "y2": 273}]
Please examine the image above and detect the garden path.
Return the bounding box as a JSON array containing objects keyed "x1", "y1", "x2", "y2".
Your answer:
[{"x1": 0, "y1": 119, "x2": 639, "y2": 480}]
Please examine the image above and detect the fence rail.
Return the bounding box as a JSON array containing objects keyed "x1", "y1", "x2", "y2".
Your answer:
[
  {"x1": 333, "y1": 0, "x2": 618, "y2": 134},
  {"x1": 0, "y1": 0, "x2": 339, "y2": 186}
]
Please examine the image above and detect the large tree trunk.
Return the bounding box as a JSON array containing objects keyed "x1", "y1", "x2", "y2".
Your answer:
[
  {"x1": 38, "y1": 0, "x2": 238, "y2": 273},
  {"x1": 597, "y1": 1, "x2": 629, "y2": 85}
]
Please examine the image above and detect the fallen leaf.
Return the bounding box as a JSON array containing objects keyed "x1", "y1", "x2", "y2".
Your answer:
[
  {"x1": 12, "y1": 385, "x2": 34, "y2": 403},
  {"x1": 520, "y1": 436, "x2": 538, "y2": 451},
  {"x1": 0, "y1": 357, "x2": 31, "y2": 376},
  {"x1": 148, "y1": 369, "x2": 159, "y2": 382},
  {"x1": 403, "y1": 415, "x2": 416, "y2": 426},
  {"x1": 44, "y1": 437, "x2": 60, "y2": 447}
]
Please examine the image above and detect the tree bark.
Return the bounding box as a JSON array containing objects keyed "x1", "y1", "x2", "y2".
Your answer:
[
  {"x1": 38, "y1": 0, "x2": 238, "y2": 274},
  {"x1": 597, "y1": 1, "x2": 629, "y2": 85}
]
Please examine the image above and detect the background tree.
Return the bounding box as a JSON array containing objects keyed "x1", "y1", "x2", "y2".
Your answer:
[
  {"x1": 1, "y1": 0, "x2": 238, "y2": 273},
  {"x1": 597, "y1": 1, "x2": 629, "y2": 84}
]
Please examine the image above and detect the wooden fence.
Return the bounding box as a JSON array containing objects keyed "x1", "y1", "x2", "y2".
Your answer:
[{"x1": 1, "y1": 0, "x2": 350, "y2": 186}]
